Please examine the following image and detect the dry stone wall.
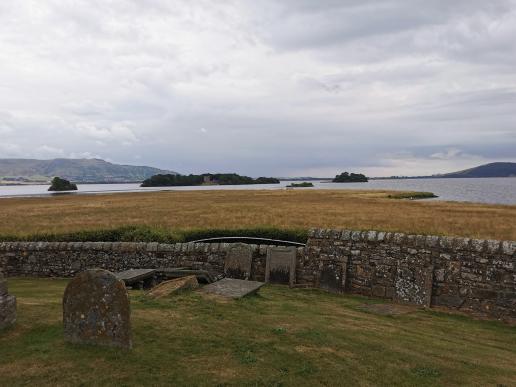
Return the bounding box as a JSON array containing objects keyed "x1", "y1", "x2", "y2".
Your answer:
[
  {"x1": 0, "y1": 241, "x2": 304, "y2": 284},
  {"x1": 305, "y1": 229, "x2": 515, "y2": 320},
  {"x1": 0, "y1": 229, "x2": 514, "y2": 320}
]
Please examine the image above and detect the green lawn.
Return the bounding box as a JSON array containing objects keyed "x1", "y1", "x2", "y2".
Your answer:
[{"x1": 1, "y1": 278, "x2": 515, "y2": 386}]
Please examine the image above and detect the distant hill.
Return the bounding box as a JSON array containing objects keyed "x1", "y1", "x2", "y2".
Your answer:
[
  {"x1": 0, "y1": 158, "x2": 177, "y2": 184},
  {"x1": 435, "y1": 162, "x2": 516, "y2": 178}
]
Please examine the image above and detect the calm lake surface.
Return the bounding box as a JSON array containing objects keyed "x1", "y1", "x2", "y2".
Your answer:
[{"x1": 0, "y1": 177, "x2": 515, "y2": 205}]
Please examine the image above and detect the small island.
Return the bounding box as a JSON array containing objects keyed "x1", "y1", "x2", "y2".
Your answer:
[
  {"x1": 387, "y1": 191, "x2": 438, "y2": 200},
  {"x1": 48, "y1": 177, "x2": 78, "y2": 191},
  {"x1": 332, "y1": 172, "x2": 368, "y2": 183},
  {"x1": 141, "y1": 173, "x2": 280, "y2": 187},
  {"x1": 287, "y1": 182, "x2": 314, "y2": 188}
]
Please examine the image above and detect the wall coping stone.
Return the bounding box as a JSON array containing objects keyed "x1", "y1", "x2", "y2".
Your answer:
[
  {"x1": 0, "y1": 230, "x2": 514, "y2": 256},
  {"x1": 307, "y1": 228, "x2": 514, "y2": 255}
]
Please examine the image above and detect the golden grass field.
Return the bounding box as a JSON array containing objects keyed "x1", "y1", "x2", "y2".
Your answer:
[{"x1": 0, "y1": 189, "x2": 514, "y2": 240}]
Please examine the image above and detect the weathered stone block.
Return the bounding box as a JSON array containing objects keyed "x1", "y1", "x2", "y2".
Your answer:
[
  {"x1": 461, "y1": 272, "x2": 482, "y2": 282},
  {"x1": 147, "y1": 275, "x2": 198, "y2": 298},
  {"x1": 351, "y1": 231, "x2": 362, "y2": 241},
  {"x1": 0, "y1": 295, "x2": 16, "y2": 330},
  {"x1": 433, "y1": 294, "x2": 464, "y2": 308},
  {"x1": 318, "y1": 261, "x2": 347, "y2": 293},
  {"x1": 376, "y1": 232, "x2": 386, "y2": 242},
  {"x1": 265, "y1": 246, "x2": 296, "y2": 286},
  {"x1": 0, "y1": 273, "x2": 16, "y2": 330},
  {"x1": 341, "y1": 230, "x2": 352, "y2": 241},
  {"x1": 394, "y1": 264, "x2": 433, "y2": 307},
  {"x1": 501, "y1": 241, "x2": 515, "y2": 256},
  {"x1": 372, "y1": 285, "x2": 386, "y2": 297},
  {"x1": 224, "y1": 243, "x2": 253, "y2": 280},
  {"x1": 425, "y1": 235, "x2": 440, "y2": 248},
  {"x1": 367, "y1": 231, "x2": 377, "y2": 242},
  {"x1": 434, "y1": 269, "x2": 446, "y2": 282},
  {"x1": 454, "y1": 237, "x2": 470, "y2": 250},
  {"x1": 471, "y1": 288, "x2": 498, "y2": 300},
  {"x1": 486, "y1": 240, "x2": 501, "y2": 253},
  {"x1": 0, "y1": 275, "x2": 8, "y2": 296},
  {"x1": 392, "y1": 233, "x2": 406, "y2": 244},
  {"x1": 63, "y1": 269, "x2": 132, "y2": 349},
  {"x1": 471, "y1": 239, "x2": 485, "y2": 252}
]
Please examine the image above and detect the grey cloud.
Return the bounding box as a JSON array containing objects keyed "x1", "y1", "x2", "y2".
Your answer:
[{"x1": 0, "y1": 0, "x2": 515, "y2": 177}]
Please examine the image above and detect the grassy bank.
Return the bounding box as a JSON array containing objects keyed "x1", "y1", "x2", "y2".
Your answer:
[
  {"x1": 0, "y1": 190, "x2": 514, "y2": 240},
  {"x1": 1, "y1": 278, "x2": 515, "y2": 386},
  {"x1": 0, "y1": 225, "x2": 308, "y2": 244}
]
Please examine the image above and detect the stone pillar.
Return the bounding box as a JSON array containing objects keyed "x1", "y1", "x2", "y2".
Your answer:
[{"x1": 0, "y1": 273, "x2": 16, "y2": 330}]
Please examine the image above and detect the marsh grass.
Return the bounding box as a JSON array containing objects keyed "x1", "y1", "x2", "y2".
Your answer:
[
  {"x1": 387, "y1": 191, "x2": 438, "y2": 200},
  {"x1": 1, "y1": 279, "x2": 515, "y2": 386},
  {"x1": 0, "y1": 189, "x2": 514, "y2": 240}
]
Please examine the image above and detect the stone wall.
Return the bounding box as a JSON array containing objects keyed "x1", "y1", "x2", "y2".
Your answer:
[
  {"x1": 0, "y1": 241, "x2": 304, "y2": 283},
  {"x1": 0, "y1": 229, "x2": 514, "y2": 320},
  {"x1": 305, "y1": 229, "x2": 515, "y2": 320}
]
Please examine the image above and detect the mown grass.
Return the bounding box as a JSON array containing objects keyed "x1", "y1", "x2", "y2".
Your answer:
[
  {"x1": 0, "y1": 189, "x2": 515, "y2": 240},
  {"x1": 1, "y1": 278, "x2": 515, "y2": 386}
]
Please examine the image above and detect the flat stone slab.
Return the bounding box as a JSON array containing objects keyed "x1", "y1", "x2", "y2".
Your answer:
[
  {"x1": 147, "y1": 276, "x2": 199, "y2": 299},
  {"x1": 158, "y1": 268, "x2": 215, "y2": 284},
  {"x1": 200, "y1": 278, "x2": 265, "y2": 299},
  {"x1": 116, "y1": 269, "x2": 156, "y2": 285}
]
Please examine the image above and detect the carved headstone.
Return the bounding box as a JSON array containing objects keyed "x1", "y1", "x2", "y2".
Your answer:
[
  {"x1": 63, "y1": 269, "x2": 132, "y2": 349},
  {"x1": 224, "y1": 243, "x2": 253, "y2": 280},
  {"x1": 394, "y1": 262, "x2": 433, "y2": 307},
  {"x1": 319, "y1": 264, "x2": 343, "y2": 293},
  {"x1": 265, "y1": 246, "x2": 297, "y2": 286},
  {"x1": 0, "y1": 272, "x2": 16, "y2": 330}
]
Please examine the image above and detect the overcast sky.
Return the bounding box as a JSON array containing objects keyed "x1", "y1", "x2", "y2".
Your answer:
[{"x1": 1, "y1": 0, "x2": 515, "y2": 177}]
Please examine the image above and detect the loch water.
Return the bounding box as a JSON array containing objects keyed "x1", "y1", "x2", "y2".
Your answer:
[{"x1": 0, "y1": 177, "x2": 515, "y2": 205}]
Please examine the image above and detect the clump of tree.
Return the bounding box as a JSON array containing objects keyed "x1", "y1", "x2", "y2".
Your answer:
[
  {"x1": 48, "y1": 177, "x2": 78, "y2": 191},
  {"x1": 287, "y1": 182, "x2": 314, "y2": 188},
  {"x1": 141, "y1": 173, "x2": 280, "y2": 187},
  {"x1": 332, "y1": 172, "x2": 368, "y2": 183},
  {"x1": 253, "y1": 177, "x2": 281, "y2": 184}
]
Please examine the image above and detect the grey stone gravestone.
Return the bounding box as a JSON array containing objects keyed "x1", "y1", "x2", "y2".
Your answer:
[
  {"x1": 318, "y1": 258, "x2": 348, "y2": 293},
  {"x1": 319, "y1": 264, "x2": 343, "y2": 293},
  {"x1": 224, "y1": 243, "x2": 253, "y2": 280},
  {"x1": 394, "y1": 261, "x2": 433, "y2": 307},
  {"x1": 0, "y1": 273, "x2": 16, "y2": 330},
  {"x1": 63, "y1": 269, "x2": 132, "y2": 349},
  {"x1": 265, "y1": 246, "x2": 297, "y2": 286}
]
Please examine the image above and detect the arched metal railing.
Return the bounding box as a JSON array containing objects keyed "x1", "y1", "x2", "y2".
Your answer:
[{"x1": 187, "y1": 236, "x2": 306, "y2": 247}]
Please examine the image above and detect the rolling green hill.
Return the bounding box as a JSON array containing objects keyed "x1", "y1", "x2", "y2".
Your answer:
[
  {"x1": 0, "y1": 158, "x2": 176, "y2": 183},
  {"x1": 436, "y1": 162, "x2": 516, "y2": 178}
]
